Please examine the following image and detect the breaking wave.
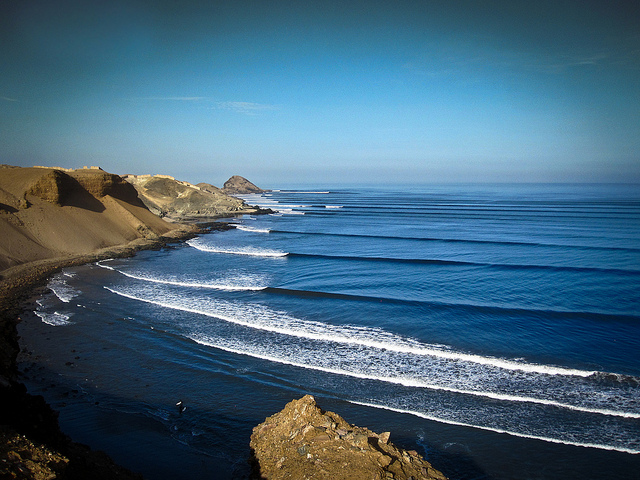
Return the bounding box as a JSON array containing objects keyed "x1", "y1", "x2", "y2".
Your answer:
[
  {"x1": 104, "y1": 284, "x2": 640, "y2": 424},
  {"x1": 95, "y1": 261, "x2": 267, "y2": 291},
  {"x1": 35, "y1": 311, "x2": 72, "y2": 326},
  {"x1": 186, "y1": 238, "x2": 287, "y2": 257}
]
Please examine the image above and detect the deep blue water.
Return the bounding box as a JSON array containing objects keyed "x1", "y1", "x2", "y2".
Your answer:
[{"x1": 18, "y1": 184, "x2": 640, "y2": 479}]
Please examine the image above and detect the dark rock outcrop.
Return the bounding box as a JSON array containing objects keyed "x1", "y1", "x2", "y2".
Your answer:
[
  {"x1": 250, "y1": 395, "x2": 447, "y2": 480},
  {"x1": 223, "y1": 175, "x2": 265, "y2": 195}
]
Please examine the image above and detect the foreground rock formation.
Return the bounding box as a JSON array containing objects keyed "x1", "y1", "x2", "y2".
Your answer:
[
  {"x1": 250, "y1": 395, "x2": 447, "y2": 480},
  {"x1": 124, "y1": 174, "x2": 266, "y2": 220}
]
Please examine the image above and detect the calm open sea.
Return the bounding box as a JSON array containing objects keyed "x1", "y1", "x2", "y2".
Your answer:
[{"x1": 18, "y1": 184, "x2": 640, "y2": 479}]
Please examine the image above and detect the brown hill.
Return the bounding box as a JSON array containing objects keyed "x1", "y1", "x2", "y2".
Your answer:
[
  {"x1": 124, "y1": 174, "x2": 262, "y2": 220},
  {"x1": 222, "y1": 175, "x2": 265, "y2": 194},
  {"x1": 0, "y1": 167, "x2": 189, "y2": 273}
]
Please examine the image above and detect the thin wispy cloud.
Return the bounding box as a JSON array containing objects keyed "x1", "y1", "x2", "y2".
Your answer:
[
  {"x1": 406, "y1": 35, "x2": 640, "y2": 80},
  {"x1": 215, "y1": 101, "x2": 279, "y2": 115},
  {"x1": 136, "y1": 97, "x2": 278, "y2": 115},
  {"x1": 141, "y1": 96, "x2": 210, "y2": 101},
  {"x1": 1, "y1": 96, "x2": 18, "y2": 102}
]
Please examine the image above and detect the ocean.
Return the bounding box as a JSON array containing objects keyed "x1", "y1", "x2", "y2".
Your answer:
[{"x1": 17, "y1": 183, "x2": 640, "y2": 479}]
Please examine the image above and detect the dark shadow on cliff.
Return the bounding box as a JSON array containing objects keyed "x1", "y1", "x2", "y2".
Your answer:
[
  {"x1": 0, "y1": 202, "x2": 18, "y2": 213},
  {"x1": 59, "y1": 177, "x2": 107, "y2": 212}
]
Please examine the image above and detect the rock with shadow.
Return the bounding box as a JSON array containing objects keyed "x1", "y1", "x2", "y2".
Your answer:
[{"x1": 250, "y1": 395, "x2": 448, "y2": 480}]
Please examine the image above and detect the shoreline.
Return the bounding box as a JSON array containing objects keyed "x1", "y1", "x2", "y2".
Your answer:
[{"x1": 0, "y1": 224, "x2": 207, "y2": 479}]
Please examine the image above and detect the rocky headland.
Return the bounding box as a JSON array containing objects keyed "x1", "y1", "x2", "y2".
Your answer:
[
  {"x1": 123, "y1": 174, "x2": 270, "y2": 221},
  {"x1": 250, "y1": 395, "x2": 447, "y2": 480}
]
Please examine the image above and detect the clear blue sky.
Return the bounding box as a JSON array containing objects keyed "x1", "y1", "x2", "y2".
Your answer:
[{"x1": 1, "y1": 0, "x2": 639, "y2": 187}]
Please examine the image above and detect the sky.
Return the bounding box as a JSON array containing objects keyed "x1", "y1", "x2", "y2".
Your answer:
[{"x1": 1, "y1": 0, "x2": 639, "y2": 187}]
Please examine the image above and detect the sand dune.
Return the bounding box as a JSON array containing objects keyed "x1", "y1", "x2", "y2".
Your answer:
[{"x1": 0, "y1": 166, "x2": 189, "y2": 273}]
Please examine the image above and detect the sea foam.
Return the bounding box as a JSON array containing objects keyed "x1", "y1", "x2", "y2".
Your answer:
[
  {"x1": 186, "y1": 238, "x2": 287, "y2": 257},
  {"x1": 96, "y1": 261, "x2": 267, "y2": 291},
  {"x1": 35, "y1": 311, "x2": 72, "y2": 326},
  {"x1": 104, "y1": 284, "x2": 639, "y2": 420},
  {"x1": 47, "y1": 274, "x2": 80, "y2": 303}
]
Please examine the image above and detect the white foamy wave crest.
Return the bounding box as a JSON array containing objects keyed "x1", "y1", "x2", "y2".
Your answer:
[
  {"x1": 103, "y1": 284, "x2": 639, "y2": 420},
  {"x1": 348, "y1": 401, "x2": 640, "y2": 455},
  {"x1": 278, "y1": 209, "x2": 305, "y2": 215},
  {"x1": 187, "y1": 332, "x2": 639, "y2": 420},
  {"x1": 235, "y1": 225, "x2": 271, "y2": 233},
  {"x1": 186, "y1": 238, "x2": 287, "y2": 257},
  {"x1": 325, "y1": 205, "x2": 343, "y2": 209},
  {"x1": 48, "y1": 274, "x2": 80, "y2": 303},
  {"x1": 96, "y1": 260, "x2": 115, "y2": 270},
  {"x1": 35, "y1": 311, "x2": 72, "y2": 326},
  {"x1": 187, "y1": 334, "x2": 640, "y2": 453},
  {"x1": 279, "y1": 191, "x2": 330, "y2": 194},
  {"x1": 95, "y1": 262, "x2": 267, "y2": 291}
]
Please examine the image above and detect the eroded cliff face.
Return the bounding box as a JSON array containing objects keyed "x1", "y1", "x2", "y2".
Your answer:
[
  {"x1": 0, "y1": 167, "x2": 182, "y2": 272},
  {"x1": 250, "y1": 395, "x2": 447, "y2": 480}
]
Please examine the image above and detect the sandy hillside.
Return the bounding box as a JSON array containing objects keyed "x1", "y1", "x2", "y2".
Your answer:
[{"x1": 0, "y1": 166, "x2": 184, "y2": 272}]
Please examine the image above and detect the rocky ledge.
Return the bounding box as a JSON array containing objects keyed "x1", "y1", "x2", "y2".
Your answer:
[{"x1": 250, "y1": 395, "x2": 447, "y2": 480}]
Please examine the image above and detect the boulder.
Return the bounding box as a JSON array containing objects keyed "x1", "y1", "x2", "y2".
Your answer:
[{"x1": 249, "y1": 395, "x2": 447, "y2": 480}]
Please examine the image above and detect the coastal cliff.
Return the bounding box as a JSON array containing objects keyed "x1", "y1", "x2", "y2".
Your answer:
[
  {"x1": 0, "y1": 166, "x2": 194, "y2": 273},
  {"x1": 123, "y1": 174, "x2": 267, "y2": 221},
  {"x1": 250, "y1": 395, "x2": 447, "y2": 480}
]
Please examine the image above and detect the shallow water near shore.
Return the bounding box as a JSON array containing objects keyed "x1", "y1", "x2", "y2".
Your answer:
[{"x1": 18, "y1": 183, "x2": 640, "y2": 479}]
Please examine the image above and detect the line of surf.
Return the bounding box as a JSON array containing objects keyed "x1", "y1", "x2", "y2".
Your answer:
[
  {"x1": 35, "y1": 311, "x2": 73, "y2": 327},
  {"x1": 348, "y1": 401, "x2": 640, "y2": 455},
  {"x1": 95, "y1": 262, "x2": 265, "y2": 291},
  {"x1": 262, "y1": 287, "x2": 639, "y2": 323},
  {"x1": 187, "y1": 334, "x2": 638, "y2": 420},
  {"x1": 104, "y1": 285, "x2": 598, "y2": 379},
  {"x1": 47, "y1": 274, "x2": 80, "y2": 303},
  {"x1": 234, "y1": 225, "x2": 271, "y2": 233},
  {"x1": 186, "y1": 238, "x2": 287, "y2": 257},
  {"x1": 269, "y1": 229, "x2": 640, "y2": 253},
  {"x1": 286, "y1": 253, "x2": 639, "y2": 275}
]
